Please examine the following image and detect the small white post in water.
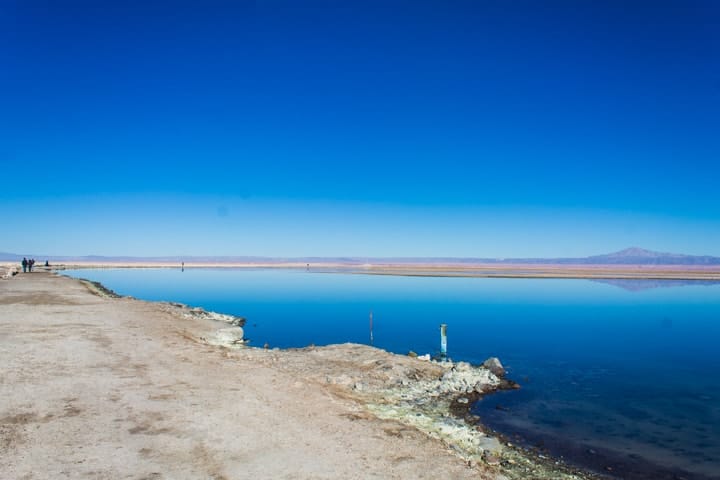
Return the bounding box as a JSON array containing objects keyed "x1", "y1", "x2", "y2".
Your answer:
[{"x1": 440, "y1": 323, "x2": 447, "y2": 359}]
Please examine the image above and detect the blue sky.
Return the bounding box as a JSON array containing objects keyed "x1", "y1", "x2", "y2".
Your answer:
[{"x1": 2, "y1": 1, "x2": 719, "y2": 257}]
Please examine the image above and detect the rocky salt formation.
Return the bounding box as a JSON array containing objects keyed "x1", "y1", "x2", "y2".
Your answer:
[
  {"x1": 482, "y1": 357, "x2": 506, "y2": 377},
  {"x1": 163, "y1": 302, "x2": 245, "y2": 326},
  {"x1": 365, "y1": 360, "x2": 509, "y2": 467},
  {"x1": 159, "y1": 301, "x2": 247, "y2": 347},
  {"x1": 359, "y1": 357, "x2": 590, "y2": 480}
]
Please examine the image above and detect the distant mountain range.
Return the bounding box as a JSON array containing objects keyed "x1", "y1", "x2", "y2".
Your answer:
[
  {"x1": 484, "y1": 247, "x2": 720, "y2": 265},
  {"x1": 1, "y1": 247, "x2": 719, "y2": 266},
  {"x1": 581, "y1": 247, "x2": 720, "y2": 265}
]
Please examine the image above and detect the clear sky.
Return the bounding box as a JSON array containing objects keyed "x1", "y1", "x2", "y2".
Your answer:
[{"x1": 2, "y1": 0, "x2": 719, "y2": 257}]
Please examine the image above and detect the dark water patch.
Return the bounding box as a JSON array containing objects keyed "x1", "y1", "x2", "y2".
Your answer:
[{"x1": 474, "y1": 389, "x2": 720, "y2": 480}]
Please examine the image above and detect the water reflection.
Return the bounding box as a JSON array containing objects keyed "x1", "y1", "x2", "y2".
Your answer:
[{"x1": 592, "y1": 279, "x2": 720, "y2": 292}]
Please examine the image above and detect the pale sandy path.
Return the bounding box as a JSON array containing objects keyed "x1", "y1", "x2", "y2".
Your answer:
[{"x1": 0, "y1": 272, "x2": 490, "y2": 480}]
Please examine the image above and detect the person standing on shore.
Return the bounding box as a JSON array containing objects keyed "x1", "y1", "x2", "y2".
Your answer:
[
  {"x1": 21, "y1": 257, "x2": 27, "y2": 273},
  {"x1": 28, "y1": 259, "x2": 35, "y2": 272}
]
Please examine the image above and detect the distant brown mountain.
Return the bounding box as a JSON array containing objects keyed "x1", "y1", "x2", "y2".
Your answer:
[{"x1": 1, "y1": 247, "x2": 718, "y2": 265}]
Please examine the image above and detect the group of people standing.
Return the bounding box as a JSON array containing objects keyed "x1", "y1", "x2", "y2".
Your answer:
[{"x1": 21, "y1": 257, "x2": 36, "y2": 273}]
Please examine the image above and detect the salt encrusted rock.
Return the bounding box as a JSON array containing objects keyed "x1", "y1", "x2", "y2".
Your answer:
[
  {"x1": 209, "y1": 327, "x2": 245, "y2": 346},
  {"x1": 482, "y1": 357, "x2": 506, "y2": 378},
  {"x1": 165, "y1": 301, "x2": 246, "y2": 327},
  {"x1": 437, "y1": 362, "x2": 499, "y2": 395}
]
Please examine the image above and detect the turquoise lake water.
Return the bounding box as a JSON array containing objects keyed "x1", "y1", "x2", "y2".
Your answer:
[{"x1": 64, "y1": 268, "x2": 720, "y2": 479}]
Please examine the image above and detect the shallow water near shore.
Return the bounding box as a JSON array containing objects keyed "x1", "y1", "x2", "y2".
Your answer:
[{"x1": 63, "y1": 268, "x2": 720, "y2": 479}]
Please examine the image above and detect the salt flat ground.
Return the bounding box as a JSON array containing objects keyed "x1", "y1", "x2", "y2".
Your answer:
[{"x1": 0, "y1": 272, "x2": 489, "y2": 480}]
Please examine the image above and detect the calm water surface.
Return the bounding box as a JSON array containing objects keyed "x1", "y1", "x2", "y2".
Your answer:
[{"x1": 65, "y1": 268, "x2": 720, "y2": 479}]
